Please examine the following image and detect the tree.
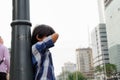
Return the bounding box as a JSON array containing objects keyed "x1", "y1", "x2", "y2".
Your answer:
[
  {"x1": 105, "y1": 63, "x2": 117, "y2": 77},
  {"x1": 57, "y1": 71, "x2": 71, "y2": 80},
  {"x1": 95, "y1": 65, "x2": 102, "y2": 73},
  {"x1": 67, "y1": 71, "x2": 87, "y2": 80},
  {"x1": 95, "y1": 63, "x2": 117, "y2": 78}
]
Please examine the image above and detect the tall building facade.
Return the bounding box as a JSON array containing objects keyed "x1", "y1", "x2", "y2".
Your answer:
[
  {"x1": 76, "y1": 48, "x2": 94, "y2": 79},
  {"x1": 97, "y1": 0, "x2": 106, "y2": 23},
  {"x1": 104, "y1": 0, "x2": 120, "y2": 72},
  {"x1": 91, "y1": 24, "x2": 109, "y2": 80}
]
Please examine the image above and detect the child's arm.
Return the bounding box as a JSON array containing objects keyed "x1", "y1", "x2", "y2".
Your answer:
[
  {"x1": 34, "y1": 33, "x2": 59, "y2": 52},
  {"x1": 51, "y1": 33, "x2": 59, "y2": 43}
]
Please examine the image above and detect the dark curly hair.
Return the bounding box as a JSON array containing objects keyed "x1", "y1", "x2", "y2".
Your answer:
[{"x1": 31, "y1": 24, "x2": 55, "y2": 45}]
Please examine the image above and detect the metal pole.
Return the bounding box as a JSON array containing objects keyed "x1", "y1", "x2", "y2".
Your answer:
[
  {"x1": 103, "y1": 54, "x2": 107, "y2": 80},
  {"x1": 10, "y1": 0, "x2": 33, "y2": 80}
]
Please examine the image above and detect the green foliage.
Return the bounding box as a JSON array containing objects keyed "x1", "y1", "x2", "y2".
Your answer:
[
  {"x1": 67, "y1": 71, "x2": 87, "y2": 80},
  {"x1": 95, "y1": 65, "x2": 102, "y2": 72},
  {"x1": 105, "y1": 63, "x2": 117, "y2": 77},
  {"x1": 95, "y1": 63, "x2": 117, "y2": 77}
]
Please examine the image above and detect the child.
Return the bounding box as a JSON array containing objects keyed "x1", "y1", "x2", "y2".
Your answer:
[{"x1": 31, "y1": 24, "x2": 59, "y2": 80}]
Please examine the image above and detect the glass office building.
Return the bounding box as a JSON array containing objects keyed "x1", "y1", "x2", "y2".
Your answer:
[
  {"x1": 91, "y1": 24, "x2": 109, "y2": 80},
  {"x1": 105, "y1": 0, "x2": 120, "y2": 72}
]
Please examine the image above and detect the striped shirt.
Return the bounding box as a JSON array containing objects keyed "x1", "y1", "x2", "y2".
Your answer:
[{"x1": 32, "y1": 36, "x2": 56, "y2": 80}]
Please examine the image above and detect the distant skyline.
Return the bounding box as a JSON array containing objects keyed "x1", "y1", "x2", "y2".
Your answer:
[{"x1": 0, "y1": 0, "x2": 99, "y2": 76}]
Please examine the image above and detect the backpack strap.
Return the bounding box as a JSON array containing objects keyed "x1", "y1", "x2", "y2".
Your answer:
[{"x1": 0, "y1": 57, "x2": 5, "y2": 65}]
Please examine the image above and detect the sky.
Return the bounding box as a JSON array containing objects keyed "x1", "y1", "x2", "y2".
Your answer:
[{"x1": 0, "y1": 0, "x2": 99, "y2": 76}]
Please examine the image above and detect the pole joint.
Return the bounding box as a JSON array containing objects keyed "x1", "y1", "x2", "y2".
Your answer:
[{"x1": 11, "y1": 20, "x2": 32, "y2": 27}]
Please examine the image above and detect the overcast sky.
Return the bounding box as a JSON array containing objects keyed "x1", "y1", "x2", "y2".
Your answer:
[{"x1": 0, "y1": 0, "x2": 99, "y2": 76}]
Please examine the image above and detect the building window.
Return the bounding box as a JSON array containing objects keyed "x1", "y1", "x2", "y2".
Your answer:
[
  {"x1": 100, "y1": 32, "x2": 106, "y2": 33},
  {"x1": 102, "y1": 49, "x2": 108, "y2": 51},
  {"x1": 110, "y1": 16, "x2": 112, "y2": 18},
  {"x1": 101, "y1": 40, "x2": 107, "y2": 42},
  {"x1": 100, "y1": 36, "x2": 106, "y2": 38},
  {"x1": 104, "y1": 0, "x2": 113, "y2": 7},
  {"x1": 118, "y1": 8, "x2": 120, "y2": 11}
]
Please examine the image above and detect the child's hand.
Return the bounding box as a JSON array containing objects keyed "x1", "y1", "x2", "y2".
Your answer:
[{"x1": 51, "y1": 33, "x2": 59, "y2": 43}]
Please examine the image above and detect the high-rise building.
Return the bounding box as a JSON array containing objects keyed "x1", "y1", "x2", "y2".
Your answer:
[
  {"x1": 91, "y1": 23, "x2": 109, "y2": 80},
  {"x1": 76, "y1": 47, "x2": 94, "y2": 79},
  {"x1": 97, "y1": 0, "x2": 106, "y2": 23},
  {"x1": 104, "y1": 0, "x2": 120, "y2": 72}
]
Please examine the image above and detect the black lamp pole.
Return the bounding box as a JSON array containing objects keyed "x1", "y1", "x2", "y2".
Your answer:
[{"x1": 10, "y1": 0, "x2": 33, "y2": 80}]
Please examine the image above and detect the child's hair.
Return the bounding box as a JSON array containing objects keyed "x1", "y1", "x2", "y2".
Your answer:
[{"x1": 31, "y1": 24, "x2": 55, "y2": 45}]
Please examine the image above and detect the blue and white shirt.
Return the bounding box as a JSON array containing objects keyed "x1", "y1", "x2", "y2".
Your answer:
[{"x1": 32, "y1": 36, "x2": 56, "y2": 80}]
